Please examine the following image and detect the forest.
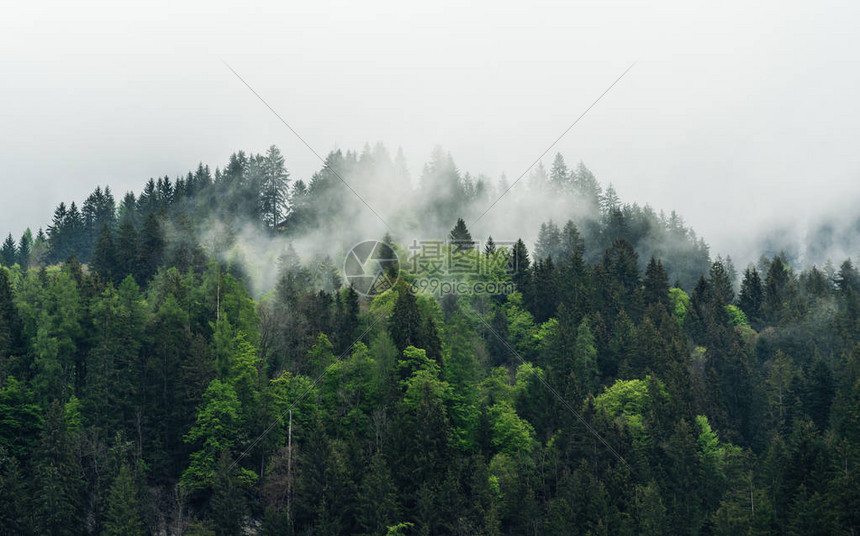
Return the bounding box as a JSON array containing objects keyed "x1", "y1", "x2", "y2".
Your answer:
[{"x1": 0, "y1": 144, "x2": 858, "y2": 535}]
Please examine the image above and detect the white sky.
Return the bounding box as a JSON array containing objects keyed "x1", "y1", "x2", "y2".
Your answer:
[{"x1": 1, "y1": 0, "x2": 859, "y2": 261}]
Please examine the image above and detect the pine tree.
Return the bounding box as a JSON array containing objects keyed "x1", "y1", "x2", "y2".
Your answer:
[
  {"x1": 738, "y1": 267, "x2": 763, "y2": 323},
  {"x1": 389, "y1": 283, "x2": 422, "y2": 353},
  {"x1": 484, "y1": 235, "x2": 496, "y2": 256},
  {"x1": 573, "y1": 161, "x2": 602, "y2": 208},
  {"x1": 85, "y1": 280, "x2": 144, "y2": 434},
  {"x1": 0, "y1": 447, "x2": 30, "y2": 534},
  {"x1": 420, "y1": 316, "x2": 443, "y2": 363},
  {"x1": 449, "y1": 218, "x2": 474, "y2": 251},
  {"x1": 0, "y1": 268, "x2": 23, "y2": 360},
  {"x1": 710, "y1": 258, "x2": 735, "y2": 304},
  {"x1": 211, "y1": 450, "x2": 248, "y2": 536},
  {"x1": 836, "y1": 259, "x2": 860, "y2": 295},
  {"x1": 0, "y1": 234, "x2": 16, "y2": 266},
  {"x1": 764, "y1": 256, "x2": 793, "y2": 322},
  {"x1": 643, "y1": 257, "x2": 670, "y2": 310},
  {"x1": 357, "y1": 453, "x2": 399, "y2": 534},
  {"x1": 803, "y1": 358, "x2": 834, "y2": 430},
  {"x1": 104, "y1": 464, "x2": 145, "y2": 536},
  {"x1": 549, "y1": 153, "x2": 570, "y2": 191},
  {"x1": 603, "y1": 238, "x2": 641, "y2": 317},
  {"x1": 531, "y1": 161, "x2": 550, "y2": 191},
  {"x1": 157, "y1": 176, "x2": 174, "y2": 208},
  {"x1": 33, "y1": 402, "x2": 84, "y2": 536},
  {"x1": 634, "y1": 481, "x2": 668, "y2": 536},
  {"x1": 334, "y1": 286, "x2": 360, "y2": 353},
  {"x1": 82, "y1": 185, "x2": 117, "y2": 259},
  {"x1": 509, "y1": 239, "x2": 531, "y2": 291},
  {"x1": 600, "y1": 183, "x2": 621, "y2": 214},
  {"x1": 32, "y1": 270, "x2": 83, "y2": 403},
  {"x1": 114, "y1": 217, "x2": 139, "y2": 280},
  {"x1": 63, "y1": 202, "x2": 85, "y2": 260},
  {"x1": 573, "y1": 317, "x2": 599, "y2": 394},
  {"x1": 260, "y1": 145, "x2": 290, "y2": 230},
  {"x1": 91, "y1": 223, "x2": 117, "y2": 282},
  {"x1": 145, "y1": 292, "x2": 192, "y2": 479},
  {"x1": 487, "y1": 307, "x2": 510, "y2": 367},
  {"x1": 535, "y1": 220, "x2": 562, "y2": 261},
  {"x1": 137, "y1": 178, "x2": 159, "y2": 216},
  {"x1": 559, "y1": 220, "x2": 585, "y2": 261},
  {"x1": 118, "y1": 191, "x2": 138, "y2": 226},
  {"x1": 30, "y1": 227, "x2": 49, "y2": 266},
  {"x1": 17, "y1": 229, "x2": 32, "y2": 268},
  {"x1": 531, "y1": 257, "x2": 559, "y2": 322},
  {"x1": 47, "y1": 202, "x2": 69, "y2": 261},
  {"x1": 137, "y1": 212, "x2": 164, "y2": 283}
]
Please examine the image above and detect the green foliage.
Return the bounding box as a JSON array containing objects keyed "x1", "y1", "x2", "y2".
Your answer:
[
  {"x1": 306, "y1": 332, "x2": 335, "y2": 377},
  {"x1": 265, "y1": 370, "x2": 318, "y2": 447},
  {"x1": 321, "y1": 341, "x2": 378, "y2": 431},
  {"x1": 386, "y1": 522, "x2": 415, "y2": 536},
  {"x1": 573, "y1": 317, "x2": 599, "y2": 393},
  {"x1": 180, "y1": 379, "x2": 255, "y2": 493},
  {"x1": 389, "y1": 283, "x2": 422, "y2": 352},
  {"x1": 211, "y1": 450, "x2": 250, "y2": 536},
  {"x1": 725, "y1": 304, "x2": 750, "y2": 328},
  {"x1": 401, "y1": 351, "x2": 449, "y2": 410},
  {"x1": 669, "y1": 287, "x2": 690, "y2": 325},
  {"x1": 443, "y1": 316, "x2": 481, "y2": 451},
  {"x1": 0, "y1": 376, "x2": 43, "y2": 456},
  {"x1": 488, "y1": 401, "x2": 535, "y2": 455},
  {"x1": 696, "y1": 415, "x2": 741, "y2": 480},
  {"x1": 449, "y1": 217, "x2": 474, "y2": 250},
  {"x1": 63, "y1": 394, "x2": 83, "y2": 432},
  {"x1": 104, "y1": 465, "x2": 145, "y2": 536},
  {"x1": 32, "y1": 270, "x2": 83, "y2": 402},
  {"x1": 2, "y1": 147, "x2": 859, "y2": 534},
  {"x1": 595, "y1": 376, "x2": 667, "y2": 437},
  {"x1": 358, "y1": 452, "x2": 400, "y2": 533},
  {"x1": 504, "y1": 293, "x2": 538, "y2": 357},
  {"x1": 0, "y1": 234, "x2": 17, "y2": 267},
  {"x1": 34, "y1": 401, "x2": 84, "y2": 535}
]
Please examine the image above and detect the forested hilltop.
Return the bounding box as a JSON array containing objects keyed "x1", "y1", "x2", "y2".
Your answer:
[{"x1": 0, "y1": 144, "x2": 858, "y2": 535}]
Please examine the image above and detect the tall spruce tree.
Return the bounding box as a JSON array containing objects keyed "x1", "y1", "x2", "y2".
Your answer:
[
  {"x1": 484, "y1": 235, "x2": 496, "y2": 256},
  {"x1": 114, "y1": 218, "x2": 139, "y2": 280},
  {"x1": 449, "y1": 218, "x2": 475, "y2": 251},
  {"x1": 260, "y1": 145, "x2": 290, "y2": 230},
  {"x1": 0, "y1": 234, "x2": 16, "y2": 267},
  {"x1": 389, "y1": 283, "x2": 422, "y2": 353},
  {"x1": 103, "y1": 465, "x2": 145, "y2": 536},
  {"x1": 91, "y1": 223, "x2": 117, "y2": 282},
  {"x1": 549, "y1": 153, "x2": 570, "y2": 191},
  {"x1": 137, "y1": 212, "x2": 164, "y2": 283},
  {"x1": 738, "y1": 267, "x2": 763, "y2": 322},
  {"x1": 17, "y1": 229, "x2": 32, "y2": 268},
  {"x1": 535, "y1": 221, "x2": 562, "y2": 261},
  {"x1": 643, "y1": 257, "x2": 670, "y2": 311},
  {"x1": 559, "y1": 220, "x2": 585, "y2": 261},
  {"x1": 710, "y1": 258, "x2": 735, "y2": 305}
]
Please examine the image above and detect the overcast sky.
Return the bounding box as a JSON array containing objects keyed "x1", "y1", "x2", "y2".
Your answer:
[{"x1": 2, "y1": 0, "x2": 859, "y2": 262}]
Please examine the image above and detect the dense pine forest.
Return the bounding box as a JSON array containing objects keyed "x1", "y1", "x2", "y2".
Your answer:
[{"x1": 0, "y1": 144, "x2": 858, "y2": 535}]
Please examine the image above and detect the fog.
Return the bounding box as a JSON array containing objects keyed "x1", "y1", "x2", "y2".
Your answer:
[{"x1": 2, "y1": 0, "x2": 859, "y2": 268}]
